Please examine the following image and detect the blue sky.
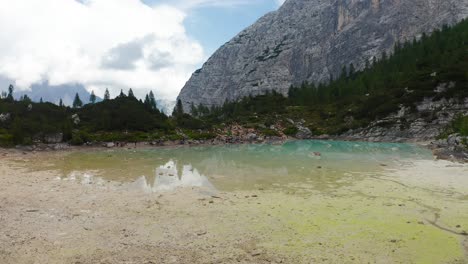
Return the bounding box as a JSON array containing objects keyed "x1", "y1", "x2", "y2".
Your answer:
[
  {"x1": 0, "y1": 0, "x2": 283, "y2": 100},
  {"x1": 182, "y1": 2, "x2": 279, "y2": 55},
  {"x1": 145, "y1": 0, "x2": 280, "y2": 56}
]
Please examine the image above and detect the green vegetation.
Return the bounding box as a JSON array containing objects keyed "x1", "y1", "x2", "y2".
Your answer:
[
  {"x1": 89, "y1": 90, "x2": 97, "y2": 104},
  {"x1": 0, "y1": 19, "x2": 467, "y2": 147},
  {"x1": 453, "y1": 116, "x2": 468, "y2": 137},
  {"x1": 193, "y1": 19, "x2": 468, "y2": 135},
  {"x1": 439, "y1": 115, "x2": 468, "y2": 141},
  {"x1": 0, "y1": 88, "x2": 213, "y2": 146},
  {"x1": 72, "y1": 93, "x2": 83, "y2": 108}
]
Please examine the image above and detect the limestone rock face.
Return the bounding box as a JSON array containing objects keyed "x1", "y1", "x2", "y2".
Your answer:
[
  {"x1": 177, "y1": 0, "x2": 468, "y2": 110},
  {"x1": 340, "y1": 97, "x2": 468, "y2": 142},
  {"x1": 44, "y1": 133, "x2": 64, "y2": 144}
]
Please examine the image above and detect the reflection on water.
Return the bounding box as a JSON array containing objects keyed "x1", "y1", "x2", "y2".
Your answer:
[
  {"x1": 46, "y1": 140, "x2": 434, "y2": 192},
  {"x1": 130, "y1": 160, "x2": 215, "y2": 192},
  {"x1": 61, "y1": 160, "x2": 215, "y2": 192}
]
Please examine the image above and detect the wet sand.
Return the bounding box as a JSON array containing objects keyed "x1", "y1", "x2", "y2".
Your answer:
[{"x1": 1, "y1": 149, "x2": 467, "y2": 263}]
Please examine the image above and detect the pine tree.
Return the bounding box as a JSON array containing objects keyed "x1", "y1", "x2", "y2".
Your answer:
[
  {"x1": 21, "y1": 95, "x2": 31, "y2": 103},
  {"x1": 144, "y1": 94, "x2": 151, "y2": 109},
  {"x1": 172, "y1": 99, "x2": 184, "y2": 117},
  {"x1": 104, "y1": 89, "x2": 110, "y2": 100},
  {"x1": 59, "y1": 99, "x2": 63, "y2": 107},
  {"x1": 39, "y1": 97, "x2": 43, "y2": 103},
  {"x1": 365, "y1": 59, "x2": 370, "y2": 70},
  {"x1": 89, "y1": 90, "x2": 97, "y2": 104},
  {"x1": 190, "y1": 103, "x2": 198, "y2": 117},
  {"x1": 7, "y1": 84, "x2": 14, "y2": 101},
  {"x1": 148, "y1": 91, "x2": 157, "y2": 110},
  {"x1": 381, "y1": 51, "x2": 388, "y2": 61},
  {"x1": 128, "y1": 88, "x2": 135, "y2": 99},
  {"x1": 349, "y1": 63, "x2": 355, "y2": 77},
  {"x1": 73, "y1": 93, "x2": 83, "y2": 108},
  {"x1": 119, "y1": 89, "x2": 126, "y2": 97},
  {"x1": 340, "y1": 65, "x2": 348, "y2": 79}
]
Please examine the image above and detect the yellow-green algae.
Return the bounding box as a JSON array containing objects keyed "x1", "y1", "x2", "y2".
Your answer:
[
  {"x1": 200, "y1": 163, "x2": 468, "y2": 263},
  {"x1": 213, "y1": 178, "x2": 467, "y2": 263}
]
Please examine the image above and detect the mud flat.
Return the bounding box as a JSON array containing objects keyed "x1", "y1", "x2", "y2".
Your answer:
[{"x1": 0, "y1": 146, "x2": 467, "y2": 263}]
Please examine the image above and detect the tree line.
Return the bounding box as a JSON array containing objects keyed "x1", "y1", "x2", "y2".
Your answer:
[
  {"x1": 191, "y1": 19, "x2": 468, "y2": 134},
  {"x1": 0, "y1": 83, "x2": 212, "y2": 146}
]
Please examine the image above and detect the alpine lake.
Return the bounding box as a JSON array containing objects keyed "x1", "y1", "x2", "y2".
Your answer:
[{"x1": 26, "y1": 140, "x2": 468, "y2": 263}]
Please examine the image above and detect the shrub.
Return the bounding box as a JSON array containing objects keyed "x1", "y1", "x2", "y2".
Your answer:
[
  {"x1": 0, "y1": 131, "x2": 14, "y2": 147},
  {"x1": 70, "y1": 131, "x2": 85, "y2": 145},
  {"x1": 283, "y1": 126, "x2": 298, "y2": 136},
  {"x1": 453, "y1": 115, "x2": 468, "y2": 136}
]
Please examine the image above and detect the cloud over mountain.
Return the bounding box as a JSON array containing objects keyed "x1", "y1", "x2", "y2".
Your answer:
[{"x1": 0, "y1": 0, "x2": 204, "y2": 100}]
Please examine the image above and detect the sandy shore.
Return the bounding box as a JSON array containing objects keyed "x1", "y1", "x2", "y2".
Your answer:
[
  {"x1": 1, "y1": 149, "x2": 467, "y2": 264},
  {"x1": 0, "y1": 150, "x2": 289, "y2": 264}
]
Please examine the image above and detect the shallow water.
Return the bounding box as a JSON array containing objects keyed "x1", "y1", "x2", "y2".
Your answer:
[
  {"x1": 30, "y1": 140, "x2": 468, "y2": 263},
  {"x1": 44, "y1": 140, "x2": 433, "y2": 192}
]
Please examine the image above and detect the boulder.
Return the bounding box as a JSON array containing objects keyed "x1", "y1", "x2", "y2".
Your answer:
[
  {"x1": 71, "y1": 114, "x2": 80, "y2": 125},
  {"x1": 44, "y1": 133, "x2": 63, "y2": 144},
  {"x1": 0, "y1": 113, "x2": 10, "y2": 122},
  {"x1": 295, "y1": 125, "x2": 312, "y2": 139},
  {"x1": 246, "y1": 133, "x2": 258, "y2": 141}
]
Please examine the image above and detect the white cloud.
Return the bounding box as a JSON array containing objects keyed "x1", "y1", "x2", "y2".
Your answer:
[
  {"x1": 0, "y1": 0, "x2": 204, "y2": 100},
  {"x1": 161, "y1": 0, "x2": 252, "y2": 10},
  {"x1": 0, "y1": 0, "x2": 283, "y2": 100}
]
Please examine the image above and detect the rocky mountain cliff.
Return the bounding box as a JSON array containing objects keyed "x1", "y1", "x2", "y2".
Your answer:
[{"x1": 178, "y1": 0, "x2": 468, "y2": 110}]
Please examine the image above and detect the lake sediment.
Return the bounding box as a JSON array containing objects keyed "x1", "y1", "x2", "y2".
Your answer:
[{"x1": 1, "y1": 141, "x2": 467, "y2": 263}]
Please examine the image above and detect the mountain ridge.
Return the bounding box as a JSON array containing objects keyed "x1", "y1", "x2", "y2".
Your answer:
[{"x1": 178, "y1": 0, "x2": 468, "y2": 111}]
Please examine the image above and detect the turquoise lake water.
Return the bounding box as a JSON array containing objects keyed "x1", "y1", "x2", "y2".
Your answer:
[{"x1": 49, "y1": 140, "x2": 433, "y2": 192}]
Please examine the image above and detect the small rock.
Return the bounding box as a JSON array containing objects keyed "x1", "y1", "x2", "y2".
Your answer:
[
  {"x1": 251, "y1": 249, "x2": 262, "y2": 257},
  {"x1": 196, "y1": 231, "x2": 207, "y2": 236}
]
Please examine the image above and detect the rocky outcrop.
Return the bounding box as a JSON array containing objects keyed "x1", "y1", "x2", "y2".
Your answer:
[
  {"x1": 431, "y1": 134, "x2": 468, "y2": 162},
  {"x1": 287, "y1": 119, "x2": 313, "y2": 139},
  {"x1": 0, "y1": 113, "x2": 10, "y2": 123},
  {"x1": 71, "y1": 114, "x2": 80, "y2": 125},
  {"x1": 178, "y1": 0, "x2": 468, "y2": 111},
  {"x1": 43, "y1": 133, "x2": 63, "y2": 144},
  {"x1": 340, "y1": 97, "x2": 468, "y2": 142}
]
